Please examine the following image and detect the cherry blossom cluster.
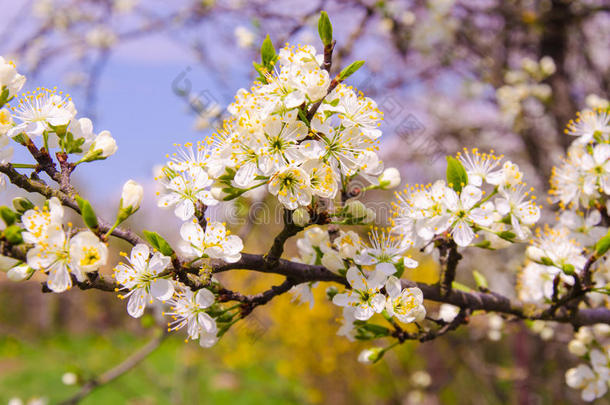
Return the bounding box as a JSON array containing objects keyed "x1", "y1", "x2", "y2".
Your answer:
[
  {"x1": 113, "y1": 243, "x2": 225, "y2": 348},
  {"x1": 289, "y1": 225, "x2": 424, "y2": 339},
  {"x1": 2, "y1": 13, "x2": 610, "y2": 399},
  {"x1": 550, "y1": 109, "x2": 610, "y2": 209},
  {"x1": 510, "y1": 106, "x2": 610, "y2": 400},
  {"x1": 391, "y1": 148, "x2": 541, "y2": 249},
  {"x1": 566, "y1": 325, "x2": 610, "y2": 401},
  {"x1": 0, "y1": 57, "x2": 118, "y2": 171},
  {"x1": 155, "y1": 43, "x2": 386, "y2": 215}
]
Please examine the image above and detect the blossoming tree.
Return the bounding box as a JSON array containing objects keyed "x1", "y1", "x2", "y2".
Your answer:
[{"x1": 1, "y1": 11, "x2": 610, "y2": 403}]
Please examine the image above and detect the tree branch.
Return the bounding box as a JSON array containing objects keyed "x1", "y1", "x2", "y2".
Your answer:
[
  {"x1": 59, "y1": 330, "x2": 168, "y2": 405},
  {"x1": 438, "y1": 239, "x2": 461, "y2": 297},
  {"x1": 262, "y1": 209, "x2": 303, "y2": 267},
  {"x1": 0, "y1": 163, "x2": 144, "y2": 246}
]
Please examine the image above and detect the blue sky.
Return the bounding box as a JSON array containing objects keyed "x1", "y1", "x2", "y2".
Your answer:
[{"x1": 0, "y1": 2, "x2": 258, "y2": 203}]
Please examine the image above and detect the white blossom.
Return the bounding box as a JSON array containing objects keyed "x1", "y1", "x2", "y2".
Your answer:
[
  {"x1": 0, "y1": 56, "x2": 26, "y2": 100},
  {"x1": 355, "y1": 228, "x2": 417, "y2": 275},
  {"x1": 114, "y1": 244, "x2": 173, "y2": 318},
  {"x1": 165, "y1": 287, "x2": 218, "y2": 348},
  {"x1": 332, "y1": 267, "x2": 386, "y2": 321},
  {"x1": 180, "y1": 220, "x2": 243, "y2": 263},
  {"x1": 384, "y1": 276, "x2": 426, "y2": 323}
]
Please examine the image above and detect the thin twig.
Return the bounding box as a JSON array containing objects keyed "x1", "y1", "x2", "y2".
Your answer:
[{"x1": 60, "y1": 330, "x2": 169, "y2": 405}]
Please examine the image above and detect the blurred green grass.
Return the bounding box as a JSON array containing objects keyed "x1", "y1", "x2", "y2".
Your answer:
[{"x1": 0, "y1": 332, "x2": 309, "y2": 404}]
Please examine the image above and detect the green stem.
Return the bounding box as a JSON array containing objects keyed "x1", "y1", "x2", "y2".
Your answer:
[
  {"x1": 474, "y1": 187, "x2": 498, "y2": 207},
  {"x1": 103, "y1": 219, "x2": 121, "y2": 239},
  {"x1": 11, "y1": 163, "x2": 38, "y2": 169}
]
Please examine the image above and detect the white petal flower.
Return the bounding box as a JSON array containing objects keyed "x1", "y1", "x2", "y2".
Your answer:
[
  {"x1": 494, "y1": 184, "x2": 540, "y2": 240},
  {"x1": 355, "y1": 228, "x2": 417, "y2": 275},
  {"x1": 0, "y1": 56, "x2": 26, "y2": 99},
  {"x1": 165, "y1": 287, "x2": 218, "y2": 346},
  {"x1": 114, "y1": 243, "x2": 173, "y2": 318},
  {"x1": 566, "y1": 364, "x2": 608, "y2": 402},
  {"x1": 290, "y1": 282, "x2": 318, "y2": 309},
  {"x1": 26, "y1": 227, "x2": 78, "y2": 293},
  {"x1": 157, "y1": 169, "x2": 216, "y2": 220},
  {"x1": 332, "y1": 267, "x2": 386, "y2": 321},
  {"x1": 180, "y1": 221, "x2": 243, "y2": 263},
  {"x1": 69, "y1": 231, "x2": 108, "y2": 273},
  {"x1": 567, "y1": 109, "x2": 610, "y2": 144},
  {"x1": 268, "y1": 166, "x2": 312, "y2": 209},
  {"x1": 457, "y1": 148, "x2": 503, "y2": 187},
  {"x1": 384, "y1": 276, "x2": 426, "y2": 323},
  {"x1": 7, "y1": 88, "x2": 75, "y2": 139},
  {"x1": 21, "y1": 197, "x2": 64, "y2": 244}
]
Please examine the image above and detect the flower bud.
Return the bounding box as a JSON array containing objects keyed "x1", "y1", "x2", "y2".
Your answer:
[
  {"x1": 525, "y1": 246, "x2": 545, "y2": 262},
  {"x1": 62, "y1": 372, "x2": 78, "y2": 386},
  {"x1": 116, "y1": 180, "x2": 143, "y2": 224},
  {"x1": 7, "y1": 263, "x2": 32, "y2": 281},
  {"x1": 593, "y1": 324, "x2": 610, "y2": 337},
  {"x1": 12, "y1": 197, "x2": 34, "y2": 213},
  {"x1": 344, "y1": 200, "x2": 366, "y2": 218},
  {"x1": 539, "y1": 56, "x2": 556, "y2": 76},
  {"x1": 568, "y1": 339, "x2": 588, "y2": 357},
  {"x1": 211, "y1": 185, "x2": 229, "y2": 201},
  {"x1": 363, "y1": 208, "x2": 376, "y2": 224},
  {"x1": 378, "y1": 168, "x2": 401, "y2": 189},
  {"x1": 80, "y1": 131, "x2": 117, "y2": 162},
  {"x1": 292, "y1": 207, "x2": 310, "y2": 227},
  {"x1": 121, "y1": 180, "x2": 143, "y2": 211},
  {"x1": 410, "y1": 371, "x2": 431, "y2": 388},
  {"x1": 94, "y1": 131, "x2": 117, "y2": 157},
  {"x1": 575, "y1": 327, "x2": 594, "y2": 344},
  {"x1": 0, "y1": 57, "x2": 26, "y2": 105},
  {"x1": 321, "y1": 250, "x2": 344, "y2": 273},
  {"x1": 358, "y1": 347, "x2": 384, "y2": 364}
]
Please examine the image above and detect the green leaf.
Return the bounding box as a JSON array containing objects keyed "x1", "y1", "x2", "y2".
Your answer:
[
  {"x1": 446, "y1": 156, "x2": 469, "y2": 193},
  {"x1": 355, "y1": 323, "x2": 390, "y2": 340},
  {"x1": 496, "y1": 230, "x2": 516, "y2": 241},
  {"x1": 451, "y1": 281, "x2": 473, "y2": 292},
  {"x1": 472, "y1": 270, "x2": 488, "y2": 289},
  {"x1": 394, "y1": 260, "x2": 405, "y2": 278},
  {"x1": 142, "y1": 230, "x2": 175, "y2": 257},
  {"x1": 361, "y1": 323, "x2": 390, "y2": 336},
  {"x1": 339, "y1": 60, "x2": 365, "y2": 81},
  {"x1": 318, "y1": 11, "x2": 333, "y2": 46},
  {"x1": 474, "y1": 240, "x2": 493, "y2": 249},
  {"x1": 260, "y1": 35, "x2": 277, "y2": 70},
  {"x1": 75, "y1": 196, "x2": 99, "y2": 231},
  {"x1": 12, "y1": 197, "x2": 34, "y2": 214},
  {"x1": 4, "y1": 225, "x2": 23, "y2": 244},
  {"x1": 0, "y1": 206, "x2": 17, "y2": 226},
  {"x1": 252, "y1": 61, "x2": 268, "y2": 84},
  {"x1": 328, "y1": 98, "x2": 340, "y2": 107},
  {"x1": 0, "y1": 86, "x2": 9, "y2": 108},
  {"x1": 595, "y1": 230, "x2": 610, "y2": 257}
]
